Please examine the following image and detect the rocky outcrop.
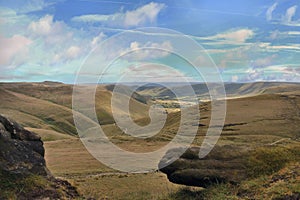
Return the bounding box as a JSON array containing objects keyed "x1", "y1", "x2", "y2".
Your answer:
[
  {"x1": 159, "y1": 145, "x2": 250, "y2": 188},
  {"x1": 0, "y1": 114, "x2": 48, "y2": 176},
  {"x1": 0, "y1": 114, "x2": 80, "y2": 199}
]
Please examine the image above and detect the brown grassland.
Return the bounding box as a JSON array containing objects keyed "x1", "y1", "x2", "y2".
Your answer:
[{"x1": 0, "y1": 82, "x2": 299, "y2": 199}]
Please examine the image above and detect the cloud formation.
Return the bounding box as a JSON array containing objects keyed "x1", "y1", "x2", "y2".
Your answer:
[
  {"x1": 283, "y1": 5, "x2": 298, "y2": 23},
  {"x1": 28, "y1": 15, "x2": 76, "y2": 46},
  {"x1": 266, "y1": 2, "x2": 278, "y2": 21},
  {"x1": 0, "y1": 0, "x2": 299, "y2": 82},
  {"x1": 0, "y1": 0, "x2": 51, "y2": 14},
  {"x1": 124, "y1": 2, "x2": 165, "y2": 26},
  {"x1": 236, "y1": 65, "x2": 300, "y2": 82},
  {"x1": 29, "y1": 15, "x2": 56, "y2": 35},
  {"x1": 207, "y1": 29, "x2": 254, "y2": 43},
  {"x1": 268, "y1": 3, "x2": 300, "y2": 27},
  {"x1": 0, "y1": 35, "x2": 32, "y2": 66},
  {"x1": 72, "y1": 2, "x2": 165, "y2": 27},
  {"x1": 121, "y1": 40, "x2": 173, "y2": 60}
]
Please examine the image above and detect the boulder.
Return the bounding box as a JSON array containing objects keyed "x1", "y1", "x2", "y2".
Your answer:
[
  {"x1": 0, "y1": 114, "x2": 80, "y2": 199},
  {"x1": 0, "y1": 114, "x2": 48, "y2": 176}
]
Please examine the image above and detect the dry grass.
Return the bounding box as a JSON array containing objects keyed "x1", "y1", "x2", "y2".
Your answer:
[
  {"x1": 0, "y1": 89, "x2": 76, "y2": 135},
  {"x1": 26, "y1": 127, "x2": 75, "y2": 141},
  {"x1": 44, "y1": 138, "x2": 112, "y2": 177},
  {"x1": 69, "y1": 173, "x2": 182, "y2": 200},
  {"x1": 0, "y1": 83, "x2": 151, "y2": 134},
  {"x1": 44, "y1": 138, "x2": 183, "y2": 199},
  {"x1": 1, "y1": 82, "x2": 300, "y2": 199}
]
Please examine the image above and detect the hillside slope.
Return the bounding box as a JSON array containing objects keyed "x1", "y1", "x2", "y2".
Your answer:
[
  {"x1": 136, "y1": 82, "x2": 300, "y2": 99},
  {"x1": 0, "y1": 82, "x2": 150, "y2": 138},
  {"x1": 1, "y1": 82, "x2": 299, "y2": 199}
]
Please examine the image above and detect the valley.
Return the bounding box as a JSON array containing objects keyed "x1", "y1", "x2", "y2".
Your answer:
[{"x1": 0, "y1": 81, "x2": 300, "y2": 199}]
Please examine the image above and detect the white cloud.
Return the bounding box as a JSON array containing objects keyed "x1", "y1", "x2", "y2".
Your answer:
[
  {"x1": 27, "y1": 14, "x2": 86, "y2": 64},
  {"x1": 122, "y1": 63, "x2": 193, "y2": 82},
  {"x1": 0, "y1": 35, "x2": 32, "y2": 66},
  {"x1": 266, "y1": 2, "x2": 278, "y2": 21},
  {"x1": 269, "y1": 30, "x2": 280, "y2": 40},
  {"x1": 71, "y1": 2, "x2": 165, "y2": 27},
  {"x1": 28, "y1": 15, "x2": 66, "y2": 37},
  {"x1": 21, "y1": 14, "x2": 95, "y2": 68},
  {"x1": 29, "y1": 15, "x2": 53, "y2": 35},
  {"x1": 252, "y1": 55, "x2": 277, "y2": 67},
  {"x1": 246, "y1": 68, "x2": 264, "y2": 81},
  {"x1": 72, "y1": 14, "x2": 111, "y2": 23},
  {"x1": 269, "y1": 30, "x2": 300, "y2": 40},
  {"x1": 66, "y1": 46, "x2": 81, "y2": 59},
  {"x1": 124, "y1": 2, "x2": 165, "y2": 26},
  {"x1": 121, "y1": 40, "x2": 173, "y2": 61},
  {"x1": 283, "y1": 5, "x2": 297, "y2": 23},
  {"x1": 28, "y1": 14, "x2": 77, "y2": 46},
  {"x1": 0, "y1": 7, "x2": 34, "y2": 37},
  {"x1": 22, "y1": 0, "x2": 48, "y2": 12},
  {"x1": 247, "y1": 65, "x2": 300, "y2": 82},
  {"x1": 266, "y1": 45, "x2": 300, "y2": 51},
  {"x1": 288, "y1": 31, "x2": 300, "y2": 35},
  {"x1": 265, "y1": 3, "x2": 300, "y2": 27},
  {"x1": 208, "y1": 29, "x2": 255, "y2": 43},
  {"x1": 0, "y1": 6, "x2": 110, "y2": 80},
  {"x1": 224, "y1": 64, "x2": 300, "y2": 83},
  {"x1": 91, "y1": 32, "x2": 106, "y2": 48},
  {"x1": 2, "y1": 0, "x2": 50, "y2": 14}
]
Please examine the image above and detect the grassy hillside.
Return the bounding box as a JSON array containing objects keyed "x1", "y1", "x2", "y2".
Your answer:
[
  {"x1": 0, "y1": 82, "x2": 150, "y2": 136},
  {"x1": 1, "y1": 82, "x2": 300, "y2": 199},
  {"x1": 0, "y1": 86, "x2": 76, "y2": 135},
  {"x1": 167, "y1": 160, "x2": 300, "y2": 200},
  {"x1": 1, "y1": 81, "x2": 299, "y2": 152},
  {"x1": 136, "y1": 82, "x2": 300, "y2": 99},
  {"x1": 0, "y1": 169, "x2": 80, "y2": 199}
]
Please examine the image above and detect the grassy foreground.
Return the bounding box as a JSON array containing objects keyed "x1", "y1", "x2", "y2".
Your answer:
[{"x1": 42, "y1": 133, "x2": 300, "y2": 199}]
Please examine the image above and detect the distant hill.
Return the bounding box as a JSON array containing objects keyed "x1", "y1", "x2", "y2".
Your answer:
[
  {"x1": 1, "y1": 81, "x2": 299, "y2": 141},
  {"x1": 0, "y1": 82, "x2": 150, "y2": 137},
  {"x1": 136, "y1": 82, "x2": 300, "y2": 99},
  {"x1": 105, "y1": 84, "x2": 149, "y2": 104}
]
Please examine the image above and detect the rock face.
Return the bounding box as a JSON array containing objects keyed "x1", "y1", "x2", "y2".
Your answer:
[
  {"x1": 0, "y1": 114, "x2": 48, "y2": 176},
  {"x1": 0, "y1": 114, "x2": 80, "y2": 199},
  {"x1": 159, "y1": 145, "x2": 250, "y2": 188}
]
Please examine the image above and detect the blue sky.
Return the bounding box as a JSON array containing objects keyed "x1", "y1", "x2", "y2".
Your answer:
[{"x1": 0, "y1": 0, "x2": 300, "y2": 83}]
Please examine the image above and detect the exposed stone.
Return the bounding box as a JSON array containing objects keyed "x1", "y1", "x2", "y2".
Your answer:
[
  {"x1": 0, "y1": 114, "x2": 48, "y2": 176},
  {"x1": 0, "y1": 114, "x2": 80, "y2": 199}
]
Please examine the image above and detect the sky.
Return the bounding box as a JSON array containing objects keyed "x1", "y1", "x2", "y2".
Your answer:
[{"x1": 0, "y1": 0, "x2": 300, "y2": 83}]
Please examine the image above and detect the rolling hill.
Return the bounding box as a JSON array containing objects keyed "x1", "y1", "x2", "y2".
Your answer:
[
  {"x1": 1, "y1": 81, "x2": 300, "y2": 199},
  {"x1": 136, "y1": 82, "x2": 300, "y2": 99},
  {"x1": 0, "y1": 82, "x2": 150, "y2": 139},
  {"x1": 1, "y1": 81, "x2": 300, "y2": 143}
]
